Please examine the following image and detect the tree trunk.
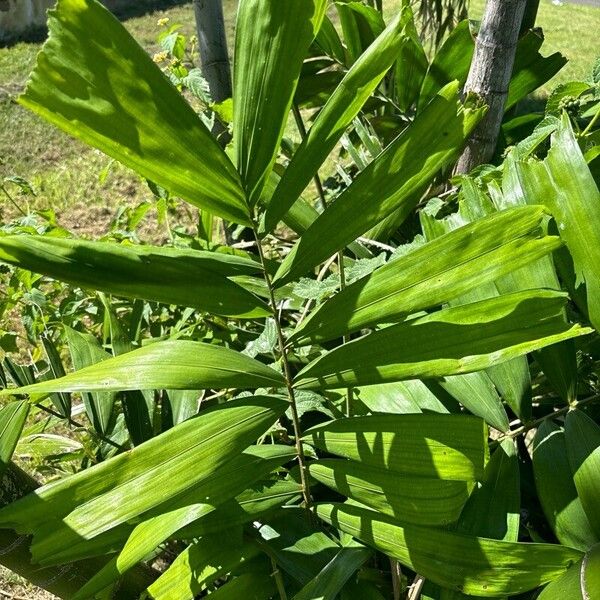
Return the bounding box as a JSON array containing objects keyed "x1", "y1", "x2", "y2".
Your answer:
[
  {"x1": 454, "y1": 0, "x2": 527, "y2": 174},
  {"x1": 193, "y1": 0, "x2": 232, "y2": 146},
  {"x1": 0, "y1": 464, "x2": 158, "y2": 598}
]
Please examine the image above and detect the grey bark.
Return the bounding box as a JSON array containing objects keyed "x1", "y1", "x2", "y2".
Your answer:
[
  {"x1": 193, "y1": 0, "x2": 232, "y2": 146},
  {"x1": 454, "y1": 0, "x2": 527, "y2": 174},
  {"x1": 0, "y1": 463, "x2": 158, "y2": 598}
]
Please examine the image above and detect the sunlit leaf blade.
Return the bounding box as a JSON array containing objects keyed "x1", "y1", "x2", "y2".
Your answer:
[
  {"x1": 64, "y1": 326, "x2": 115, "y2": 436},
  {"x1": 506, "y1": 30, "x2": 566, "y2": 110},
  {"x1": 538, "y1": 544, "x2": 600, "y2": 599},
  {"x1": 203, "y1": 572, "x2": 276, "y2": 600},
  {"x1": 273, "y1": 82, "x2": 485, "y2": 286},
  {"x1": 263, "y1": 9, "x2": 410, "y2": 233},
  {"x1": 316, "y1": 503, "x2": 583, "y2": 597},
  {"x1": 354, "y1": 380, "x2": 447, "y2": 415},
  {"x1": 148, "y1": 533, "x2": 260, "y2": 600},
  {"x1": 308, "y1": 459, "x2": 472, "y2": 525},
  {"x1": 18, "y1": 0, "x2": 248, "y2": 224},
  {"x1": 294, "y1": 290, "x2": 591, "y2": 391},
  {"x1": 293, "y1": 538, "x2": 372, "y2": 600},
  {"x1": 394, "y1": 7, "x2": 428, "y2": 112},
  {"x1": 72, "y1": 445, "x2": 295, "y2": 599},
  {"x1": 290, "y1": 206, "x2": 558, "y2": 345},
  {"x1": 418, "y1": 20, "x2": 473, "y2": 108},
  {"x1": 0, "y1": 396, "x2": 287, "y2": 542},
  {"x1": 0, "y1": 402, "x2": 29, "y2": 477},
  {"x1": 533, "y1": 420, "x2": 596, "y2": 551},
  {"x1": 234, "y1": 0, "x2": 327, "y2": 206},
  {"x1": 456, "y1": 440, "x2": 520, "y2": 541},
  {"x1": 0, "y1": 235, "x2": 269, "y2": 318},
  {"x1": 565, "y1": 410, "x2": 600, "y2": 538},
  {"x1": 302, "y1": 414, "x2": 488, "y2": 481},
  {"x1": 175, "y1": 479, "x2": 302, "y2": 541},
  {"x1": 0, "y1": 340, "x2": 284, "y2": 395},
  {"x1": 513, "y1": 114, "x2": 600, "y2": 332},
  {"x1": 439, "y1": 373, "x2": 509, "y2": 432}
]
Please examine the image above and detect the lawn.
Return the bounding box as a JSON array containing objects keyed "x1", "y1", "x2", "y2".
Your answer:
[{"x1": 0, "y1": 0, "x2": 598, "y2": 238}]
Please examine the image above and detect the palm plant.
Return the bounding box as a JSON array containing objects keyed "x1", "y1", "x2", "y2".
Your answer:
[{"x1": 0, "y1": 0, "x2": 598, "y2": 598}]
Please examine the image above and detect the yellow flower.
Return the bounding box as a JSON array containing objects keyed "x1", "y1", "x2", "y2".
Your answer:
[
  {"x1": 157, "y1": 17, "x2": 169, "y2": 27},
  {"x1": 153, "y1": 52, "x2": 168, "y2": 63}
]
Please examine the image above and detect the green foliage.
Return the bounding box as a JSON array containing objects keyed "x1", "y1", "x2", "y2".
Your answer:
[{"x1": 0, "y1": 1, "x2": 599, "y2": 599}]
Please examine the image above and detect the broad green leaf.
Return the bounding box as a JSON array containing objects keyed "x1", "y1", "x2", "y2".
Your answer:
[
  {"x1": 294, "y1": 290, "x2": 591, "y2": 391},
  {"x1": 316, "y1": 503, "x2": 582, "y2": 597},
  {"x1": 64, "y1": 326, "x2": 115, "y2": 436},
  {"x1": 432, "y1": 440, "x2": 520, "y2": 600},
  {"x1": 439, "y1": 373, "x2": 509, "y2": 432},
  {"x1": 1, "y1": 340, "x2": 284, "y2": 395},
  {"x1": 175, "y1": 479, "x2": 302, "y2": 540},
  {"x1": 513, "y1": 114, "x2": 600, "y2": 332},
  {"x1": 419, "y1": 20, "x2": 474, "y2": 108},
  {"x1": 0, "y1": 235, "x2": 269, "y2": 318},
  {"x1": 263, "y1": 9, "x2": 410, "y2": 233},
  {"x1": 290, "y1": 206, "x2": 558, "y2": 345},
  {"x1": 205, "y1": 572, "x2": 276, "y2": 600},
  {"x1": 72, "y1": 445, "x2": 295, "y2": 598},
  {"x1": 314, "y1": 15, "x2": 346, "y2": 65},
  {"x1": 40, "y1": 337, "x2": 71, "y2": 418},
  {"x1": 538, "y1": 544, "x2": 600, "y2": 599},
  {"x1": 302, "y1": 413, "x2": 488, "y2": 481},
  {"x1": 259, "y1": 508, "x2": 342, "y2": 585},
  {"x1": 164, "y1": 389, "x2": 199, "y2": 426},
  {"x1": 456, "y1": 440, "x2": 520, "y2": 541},
  {"x1": 394, "y1": 7, "x2": 428, "y2": 112},
  {"x1": 19, "y1": 0, "x2": 248, "y2": 224},
  {"x1": 148, "y1": 533, "x2": 260, "y2": 600},
  {"x1": 355, "y1": 380, "x2": 448, "y2": 415},
  {"x1": 532, "y1": 420, "x2": 596, "y2": 552},
  {"x1": 506, "y1": 31, "x2": 566, "y2": 110},
  {"x1": 0, "y1": 396, "x2": 287, "y2": 541},
  {"x1": 0, "y1": 402, "x2": 29, "y2": 477},
  {"x1": 565, "y1": 410, "x2": 600, "y2": 539},
  {"x1": 273, "y1": 82, "x2": 485, "y2": 286},
  {"x1": 309, "y1": 459, "x2": 472, "y2": 525},
  {"x1": 233, "y1": 0, "x2": 327, "y2": 206},
  {"x1": 100, "y1": 295, "x2": 154, "y2": 446},
  {"x1": 293, "y1": 538, "x2": 372, "y2": 600}
]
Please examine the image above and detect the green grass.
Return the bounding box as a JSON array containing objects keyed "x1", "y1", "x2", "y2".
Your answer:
[{"x1": 0, "y1": 0, "x2": 598, "y2": 234}]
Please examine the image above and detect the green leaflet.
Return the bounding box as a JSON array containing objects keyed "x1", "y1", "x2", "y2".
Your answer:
[
  {"x1": 0, "y1": 402, "x2": 29, "y2": 477},
  {"x1": 205, "y1": 572, "x2": 276, "y2": 600},
  {"x1": 456, "y1": 440, "x2": 520, "y2": 541},
  {"x1": 272, "y1": 82, "x2": 485, "y2": 286},
  {"x1": 538, "y1": 544, "x2": 600, "y2": 599},
  {"x1": 431, "y1": 440, "x2": 520, "y2": 599},
  {"x1": 394, "y1": 6, "x2": 428, "y2": 112},
  {"x1": 418, "y1": 20, "x2": 474, "y2": 109},
  {"x1": 263, "y1": 9, "x2": 410, "y2": 233},
  {"x1": 18, "y1": 0, "x2": 248, "y2": 225},
  {"x1": 316, "y1": 503, "x2": 583, "y2": 597},
  {"x1": 308, "y1": 459, "x2": 472, "y2": 526},
  {"x1": 1, "y1": 340, "x2": 284, "y2": 395},
  {"x1": 532, "y1": 420, "x2": 596, "y2": 551},
  {"x1": 292, "y1": 538, "x2": 372, "y2": 600},
  {"x1": 290, "y1": 206, "x2": 558, "y2": 346},
  {"x1": 294, "y1": 290, "x2": 591, "y2": 391},
  {"x1": 234, "y1": 0, "x2": 327, "y2": 206},
  {"x1": 0, "y1": 235, "x2": 268, "y2": 318},
  {"x1": 64, "y1": 326, "x2": 116, "y2": 436},
  {"x1": 565, "y1": 410, "x2": 600, "y2": 539},
  {"x1": 148, "y1": 533, "x2": 260, "y2": 600},
  {"x1": 0, "y1": 396, "x2": 287, "y2": 540},
  {"x1": 302, "y1": 413, "x2": 488, "y2": 481},
  {"x1": 71, "y1": 445, "x2": 295, "y2": 599},
  {"x1": 175, "y1": 479, "x2": 302, "y2": 540},
  {"x1": 513, "y1": 114, "x2": 600, "y2": 332},
  {"x1": 439, "y1": 373, "x2": 509, "y2": 433},
  {"x1": 355, "y1": 380, "x2": 449, "y2": 415}
]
